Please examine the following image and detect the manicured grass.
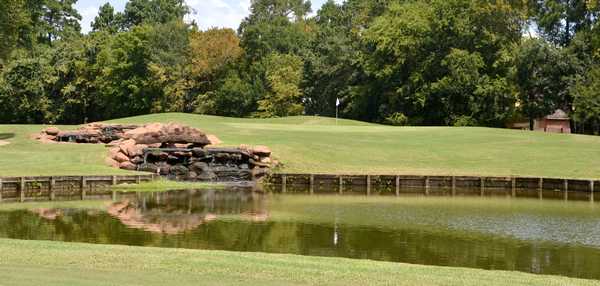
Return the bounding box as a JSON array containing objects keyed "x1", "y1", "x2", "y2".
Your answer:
[
  {"x1": 111, "y1": 178, "x2": 225, "y2": 192},
  {"x1": 0, "y1": 238, "x2": 596, "y2": 286},
  {"x1": 1, "y1": 113, "x2": 600, "y2": 178}
]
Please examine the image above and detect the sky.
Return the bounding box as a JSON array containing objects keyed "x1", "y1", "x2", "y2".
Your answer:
[{"x1": 75, "y1": 0, "x2": 340, "y2": 33}]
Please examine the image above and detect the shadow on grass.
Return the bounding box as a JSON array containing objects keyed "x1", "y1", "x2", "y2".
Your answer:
[{"x1": 0, "y1": 133, "x2": 14, "y2": 140}]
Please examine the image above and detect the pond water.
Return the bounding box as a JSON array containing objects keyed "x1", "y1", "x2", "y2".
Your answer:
[{"x1": 1, "y1": 187, "x2": 600, "y2": 280}]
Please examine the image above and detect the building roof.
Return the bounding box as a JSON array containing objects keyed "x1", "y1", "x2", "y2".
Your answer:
[{"x1": 545, "y1": 109, "x2": 569, "y2": 120}]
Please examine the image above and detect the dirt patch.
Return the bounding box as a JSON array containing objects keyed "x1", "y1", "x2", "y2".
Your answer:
[{"x1": 0, "y1": 140, "x2": 10, "y2": 146}]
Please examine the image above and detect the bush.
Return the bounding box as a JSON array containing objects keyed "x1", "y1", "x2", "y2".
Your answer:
[
  {"x1": 453, "y1": 115, "x2": 478, "y2": 126},
  {"x1": 384, "y1": 112, "x2": 409, "y2": 126}
]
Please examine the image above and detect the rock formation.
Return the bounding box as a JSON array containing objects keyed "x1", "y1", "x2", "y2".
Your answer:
[{"x1": 38, "y1": 122, "x2": 274, "y2": 181}]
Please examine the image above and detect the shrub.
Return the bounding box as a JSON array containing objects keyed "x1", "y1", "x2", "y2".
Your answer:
[{"x1": 384, "y1": 112, "x2": 409, "y2": 126}]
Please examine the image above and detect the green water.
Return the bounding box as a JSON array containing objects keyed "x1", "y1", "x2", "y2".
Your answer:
[{"x1": 1, "y1": 188, "x2": 600, "y2": 279}]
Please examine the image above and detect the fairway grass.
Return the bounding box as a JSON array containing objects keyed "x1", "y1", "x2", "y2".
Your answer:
[
  {"x1": 1, "y1": 112, "x2": 600, "y2": 178},
  {"x1": 0, "y1": 238, "x2": 597, "y2": 286}
]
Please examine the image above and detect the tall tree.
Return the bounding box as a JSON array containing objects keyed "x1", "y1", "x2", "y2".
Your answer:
[
  {"x1": 256, "y1": 53, "x2": 304, "y2": 117},
  {"x1": 120, "y1": 0, "x2": 189, "y2": 29},
  {"x1": 572, "y1": 66, "x2": 600, "y2": 133},
  {"x1": 36, "y1": 0, "x2": 82, "y2": 44},
  {"x1": 513, "y1": 38, "x2": 571, "y2": 130},
  {"x1": 533, "y1": 0, "x2": 598, "y2": 46},
  {"x1": 239, "y1": 0, "x2": 313, "y2": 60},
  {"x1": 0, "y1": 0, "x2": 31, "y2": 64},
  {"x1": 91, "y1": 3, "x2": 120, "y2": 33},
  {"x1": 359, "y1": 0, "x2": 525, "y2": 125}
]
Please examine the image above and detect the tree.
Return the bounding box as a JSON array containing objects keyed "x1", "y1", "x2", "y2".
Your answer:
[
  {"x1": 120, "y1": 0, "x2": 189, "y2": 29},
  {"x1": 533, "y1": 0, "x2": 598, "y2": 46},
  {"x1": 91, "y1": 3, "x2": 120, "y2": 33},
  {"x1": 572, "y1": 66, "x2": 600, "y2": 133},
  {"x1": 239, "y1": 0, "x2": 313, "y2": 61},
  {"x1": 188, "y1": 28, "x2": 248, "y2": 115},
  {"x1": 0, "y1": 0, "x2": 31, "y2": 64},
  {"x1": 35, "y1": 0, "x2": 82, "y2": 44},
  {"x1": 513, "y1": 38, "x2": 570, "y2": 130},
  {"x1": 0, "y1": 51, "x2": 58, "y2": 124},
  {"x1": 256, "y1": 53, "x2": 304, "y2": 117},
  {"x1": 360, "y1": 0, "x2": 525, "y2": 125},
  {"x1": 302, "y1": 0, "x2": 362, "y2": 117}
]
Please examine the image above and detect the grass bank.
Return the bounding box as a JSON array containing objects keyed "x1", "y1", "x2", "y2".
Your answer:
[
  {"x1": 1, "y1": 113, "x2": 600, "y2": 178},
  {"x1": 0, "y1": 238, "x2": 596, "y2": 286},
  {"x1": 111, "y1": 179, "x2": 225, "y2": 192}
]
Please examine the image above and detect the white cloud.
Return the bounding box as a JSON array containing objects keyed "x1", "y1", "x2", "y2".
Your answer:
[
  {"x1": 77, "y1": 5, "x2": 100, "y2": 33},
  {"x1": 187, "y1": 0, "x2": 251, "y2": 30},
  {"x1": 76, "y1": 0, "x2": 336, "y2": 33}
]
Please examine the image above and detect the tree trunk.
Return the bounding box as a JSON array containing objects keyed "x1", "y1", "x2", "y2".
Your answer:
[{"x1": 529, "y1": 117, "x2": 534, "y2": 131}]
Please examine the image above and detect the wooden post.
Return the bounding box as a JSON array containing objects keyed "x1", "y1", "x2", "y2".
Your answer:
[
  {"x1": 20, "y1": 177, "x2": 25, "y2": 202},
  {"x1": 281, "y1": 175, "x2": 287, "y2": 193},
  {"x1": 451, "y1": 176, "x2": 456, "y2": 197},
  {"x1": 480, "y1": 177, "x2": 485, "y2": 197},
  {"x1": 49, "y1": 177, "x2": 55, "y2": 201},
  {"x1": 511, "y1": 177, "x2": 516, "y2": 197},
  {"x1": 309, "y1": 174, "x2": 314, "y2": 194},
  {"x1": 563, "y1": 179, "x2": 569, "y2": 201},
  {"x1": 339, "y1": 176, "x2": 343, "y2": 195},
  {"x1": 395, "y1": 176, "x2": 400, "y2": 197},
  {"x1": 591, "y1": 181, "x2": 595, "y2": 203},
  {"x1": 0, "y1": 178, "x2": 3, "y2": 202},
  {"x1": 81, "y1": 176, "x2": 87, "y2": 200},
  {"x1": 112, "y1": 175, "x2": 117, "y2": 186},
  {"x1": 424, "y1": 177, "x2": 430, "y2": 196},
  {"x1": 538, "y1": 178, "x2": 543, "y2": 200},
  {"x1": 136, "y1": 175, "x2": 141, "y2": 184},
  {"x1": 112, "y1": 189, "x2": 117, "y2": 201},
  {"x1": 366, "y1": 175, "x2": 371, "y2": 196}
]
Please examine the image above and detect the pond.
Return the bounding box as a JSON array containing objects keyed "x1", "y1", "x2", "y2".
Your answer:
[{"x1": 1, "y1": 186, "x2": 600, "y2": 280}]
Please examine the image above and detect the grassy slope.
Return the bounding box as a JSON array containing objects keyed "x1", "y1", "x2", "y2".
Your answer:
[
  {"x1": 0, "y1": 238, "x2": 596, "y2": 286},
  {"x1": 1, "y1": 112, "x2": 600, "y2": 178}
]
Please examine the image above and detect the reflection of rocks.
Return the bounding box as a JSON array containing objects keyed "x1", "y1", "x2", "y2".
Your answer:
[
  {"x1": 107, "y1": 189, "x2": 269, "y2": 234},
  {"x1": 242, "y1": 212, "x2": 270, "y2": 222},
  {"x1": 32, "y1": 208, "x2": 63, "y2": 220},
  {"x1": 107, "y1": 200, "x2": 217, "y2": 234}
]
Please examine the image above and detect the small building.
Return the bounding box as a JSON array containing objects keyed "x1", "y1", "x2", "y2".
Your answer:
[
  {"x1": 508, "y1": 109, "x2": 571, "y2": 134},
  {"x1": 534, "y1": 109, "x2": 571, "y2": 133}
]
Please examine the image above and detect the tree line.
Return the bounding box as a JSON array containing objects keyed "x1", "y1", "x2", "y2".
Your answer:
[{"x1": 1, "y1": 0, "x2": 600, "y2": 132}]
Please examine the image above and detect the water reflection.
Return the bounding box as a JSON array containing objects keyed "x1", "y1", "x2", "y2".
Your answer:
[{"x1": 1, "y1": 187, "x2": 600, "y2": 280}]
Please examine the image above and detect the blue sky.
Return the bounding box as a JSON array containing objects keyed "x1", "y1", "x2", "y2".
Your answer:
[{"x1": 75, "y1": 0, "x2": 342, "y2": 33}]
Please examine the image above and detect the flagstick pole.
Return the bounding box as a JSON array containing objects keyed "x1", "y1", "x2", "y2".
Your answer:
[{"x1": 336, "y1": 105, "x2": 338, "y2": 126}]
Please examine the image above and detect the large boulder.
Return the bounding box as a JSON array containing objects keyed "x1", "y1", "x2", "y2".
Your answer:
[
  {"x1": 119, "y1": 161, "x2": 137, "y2": 170},
  {"x1": 124, "y1": 123, "x2": 211, "y2": 145},
  {"x1": 119, "y1": 139, "x2": 137, "y2": 156},
  {"x1": 114, "y1": 152, "x2": 130, "y2": 163},
  {"x1": 44, "y1": 127, "x2": 60, "y2": 136},
  {"x1": 252, "y1": 145, "x2": 272, "y2": 156},
  {"x1": 105, "y1": 157, "x2": 119, "y2": 168}
]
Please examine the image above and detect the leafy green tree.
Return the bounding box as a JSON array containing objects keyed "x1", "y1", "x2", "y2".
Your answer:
[
  {"x1": 91, "y1": 3, "x2": 120, "y2": 33},
  {"x1": 360, "y1": 0, "x2": 524, "y2": 125},
  {"x1": 0, "y1": 51, "x2": 58, "y2": 123},
  {"x1": 0, "y1": 0, "x2": 31, "y2": 64},
  {"x1": 572, "y1": 66, "x2": 600, "y2": 133},
  {"x1": 302, "y1": 0, "x2": 361, "y2": 117},
  {"x1": 34, "y1": 0, "x2": 82, "y2": 44},
  {"x1": 256, "y1": 53, "x2": 304, "y2": 117},
  {"x1": 513, "y1": 38, "x2": 571, "y2": 130},
  {"x1": 120, "y1": 0, "x2": 189, "y2": 29},
  {"x1": 533, "y1": 0, "x2": 598, "y2": 46},
  {"x1": 239, "y1": 0, "x2": 313, "y2": 61}
]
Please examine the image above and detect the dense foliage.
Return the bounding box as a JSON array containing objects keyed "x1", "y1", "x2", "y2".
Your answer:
[{"x1": 0, "y1": 0, "x2": 599, "y2": 133}]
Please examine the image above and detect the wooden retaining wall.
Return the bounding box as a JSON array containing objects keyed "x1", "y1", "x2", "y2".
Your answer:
[
  {"x1": 267, "y1": 174, "x2": 598, "y2": 202},
  {"x1": 0, "y1": 175, "x2": 155, "y2": 202}
]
